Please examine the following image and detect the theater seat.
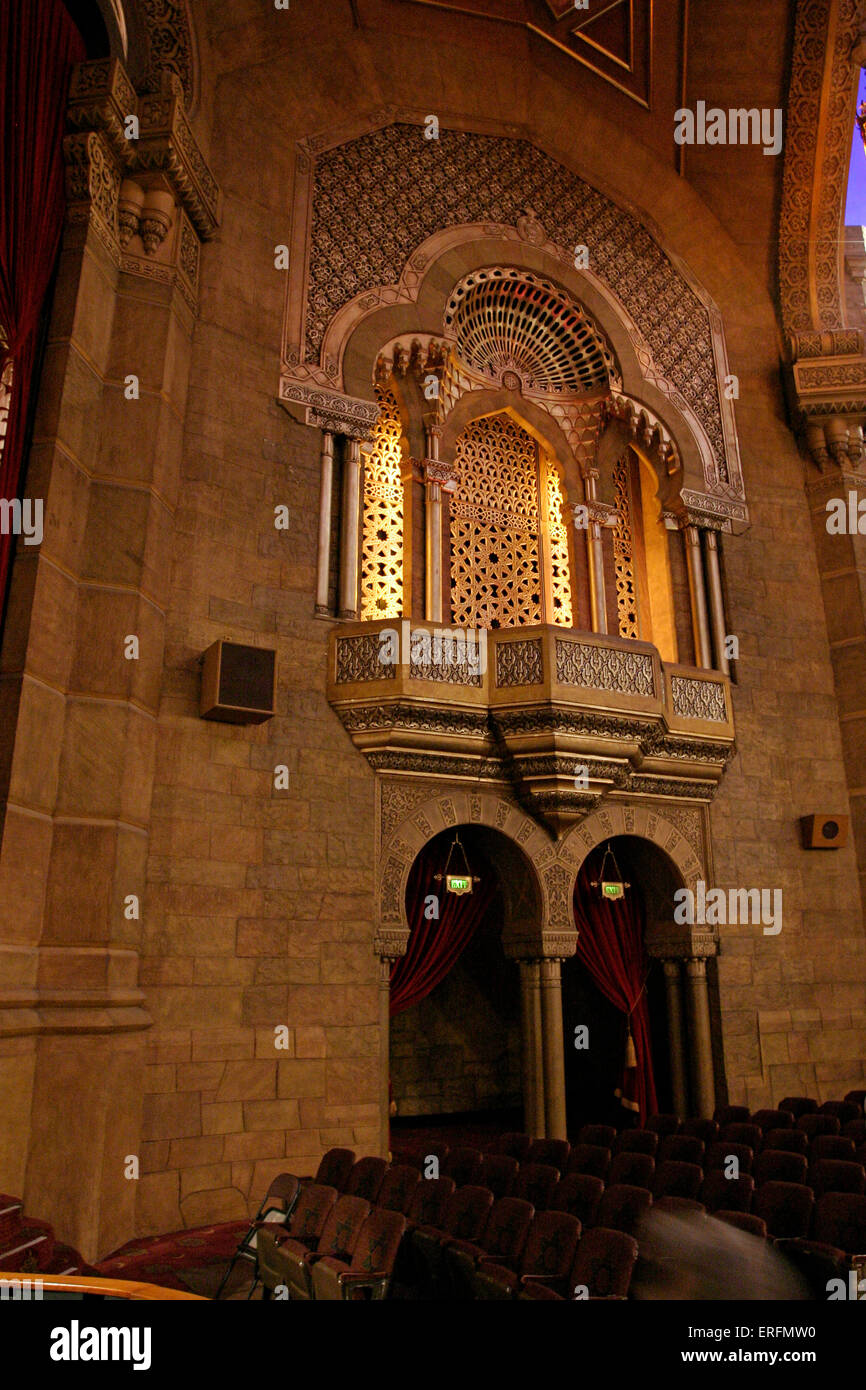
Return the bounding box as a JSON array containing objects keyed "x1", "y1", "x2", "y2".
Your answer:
[
  {"x1": 311, "y1": 1208, "x2": 406, "y2": 1300},
  {"x1": 720, "y1": 1122, "x2": 763, "y2": 1150},
  {"x1": 646, "y1": 1114, "x2": 680, "y2": 1137},
  {"x1": 761, "y1": 1128, "x2": 808, "y2": 1155},
  {"x1": 613, "y1": 1129, "x2": 658, "y2": 1157},
  {"x1": 843, "y1": 1089, "x2": 866, "y2": 1111},
  {"x1": 344, "y1": 1157, "x2": 387, "y2": 1203},
  {"x1": 593, "y1": 1184, "x2": 652, "y2": 1236},
  {"x1": 812, "y1": 1192, "x2": 866, "y2": 1254},
  {"x1": 652, "y1": 1196, "x2": 706, "y2": 1219},
  {"x1": 411, "y1": 1185, "x2": 493, "y2": 1298},
  {"x1": 526, "y1": 1139, "x2": 570, "y2": 1172},
  {"x1": 253, "y1": 1181, "x2": 339, "y2": 1297},
  {"x1": 752, "y1": 1150, "x2": 808, "y2": 1187},
  {"x1": 493, "y1": 1132, "x2": 532, "y2": 1163},
  {"x1": 578, "y1": 1124, "x2": 617, "y2": 1148},
  {"x1": 512, "y1": 1163, "x2": 559, "y2": 1211},
  {"x1": 714, "y1": 1210, "x2": 767, "y2": 1239},
  {"x1": 809, "y1": 1135, "x2": 856, "y2": 1163},
  {"x1": 376, "y1": 1163, "x2": 420, "y2": 1214},
  {"x1": 706, "y1": 1140, "x2": 754, "y2": 1174},
  {"x1": 699, "y1": 1170, "x2": 754, "y2": 1214},
  {"x1": 820, "y1": 1100, "x2": 860, "y2": 1126},
  {"x1": 566, "y1": 1144, "x2": 611, "y2": 1179},
  {"x1": 753, "y1": 1181, "x2": 814, "y2": 1239},
  {"x1": 480, "y1": 1153, "x2": 519, "y2": 1200},
  {"x1": 473, "y1": 1211, "x2": 581, "y2": 1299},
  {"x1": 751, "y1": 1109, "x2": 793, "y2": 1132},
  {"x1": 446, "y1": 1197, "x2": 535, "y2": 1299},
  {"x1": 607, "y1": 1151, "x2": 655, "y2": 1188},
  {"x1": 797, "y1": 1113, "x2": 841, "y2": 1138},
  {"x1": 550, "y1": 1173, "x2": 604, "y2": 1227},
  {"x1": 568, "y1": 1226, "x2": 639, "y2": 1298},
  {"x1": 652, "y1": 1161, "x2": 702, "y2": 1201},
  {"x1": 657, "y1": 1134, "x2": 704, "y2": 1165},
  {"x1": 441, "y1": 1147, "x2": 484, "y2": 1187},
  {"x1": 680, "y1": 1118, "x2": 718, "y2": 1143},
  {"x1": 808, "y1": 1159, "x2": 866, "y2": 1198},
  {"x1": 405, "y1": 1176, "x2": 455, "y2": 1229},
  {"x1": 714, "y1": 1105, "x2": 751, "y2": 1126},
  {"x1": 313, "y1": 1148, "x2": 356, "y2": 1191},
  {"x1": 261, "y1": 1193, "x2": 370, "y2": 1300},
  {"x1": 779, "y1": 1097, "x2": 818, "y2": 1119}
]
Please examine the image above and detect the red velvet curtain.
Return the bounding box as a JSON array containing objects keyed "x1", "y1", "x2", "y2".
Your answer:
[
  {"x1": 0, "y1": 0, "x2": 85, "y2": 608},
  {"x1": 390, "y1": 840, "x2": 498, "y2": 1016},
  {"x1": 572, "y1": 849, "x2": 658, "y2": 1123}
]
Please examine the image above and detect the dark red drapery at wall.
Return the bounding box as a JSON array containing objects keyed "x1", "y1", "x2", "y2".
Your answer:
[
  {"x1": 0, "y1": 0, "x2": 85, "y2": 609},
  {"x1": 390, "y1": 841, "x2": 499, "y2": 1016},
  {"x1": 572, "y1": 850, "x2": 658, "y2": 1123}
]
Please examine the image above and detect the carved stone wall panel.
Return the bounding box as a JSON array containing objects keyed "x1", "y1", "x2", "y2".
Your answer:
[
  {"x1": 334, "y1": 634, "x2": 395, "y2": 683},
  {"x1": 555, "y1": 639, "x2": 654, "y2": 696},
  {"x1": 670, "y1": 674, "x2": 727, "y2": 722},
  {"x1": 495, "y1": 639, "x2": 544, "y2": 688},
  {"x1": 779, "y1": 0, "x2": 859, "y2": 335},
  {"x1": 304, "y1": 123, "x2": 727, "y2": 473}
]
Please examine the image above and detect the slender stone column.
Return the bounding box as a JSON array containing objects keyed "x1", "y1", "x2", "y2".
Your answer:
[
  {"x1": 540, "y1": 958, "x2": 567, "y2": 1139},
  {"x1": 338, "y1": 437, "x2": 362, "y2": 619},
  {"x1": 315, "y1": 431, "x2": 335, "y2": 615},
  {"x1": 662, "y1": 959, "x2": 689, "y2": 1119},
  {"x1": 519, "y1": 960, "x2": 545, "y2": 1137},
  {"x1": 424, "y1": 424, "x2": 444, "y2": 623},
  {"x1": 378, "y1": 956, "x2": 392, "y2": 1158},
  {"x1": 685, "y1": 957, "x2": 716, "y2": 1118},
  {"x1": 703, "y1": 529, "x2": 730, "y2": 675},
  {"x1": 582, "y1": 472, "x2": 608, "y2": 634},
  {"x1": 683, "y1": 523, "x2": 713, "y2": 669}
]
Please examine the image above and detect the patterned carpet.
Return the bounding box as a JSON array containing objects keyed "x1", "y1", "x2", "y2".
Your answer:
[{"x1": 97, "y1": 1220, "x2": 252, "y2": 1299}]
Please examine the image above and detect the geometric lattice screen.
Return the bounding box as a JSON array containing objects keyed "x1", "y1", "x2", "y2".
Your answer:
[
  {"x1": 360, "y1": 382, "x2": 404, "y2": 620},
  {"x1": 450, "y1": 412, "x2": 550, "y2": 629},
  {"x1": 612, "y1": 454, "x2": 639, "y2": 640},
  {"x1": 544, "y1": 457, "x2": 573, "y2": 628}
]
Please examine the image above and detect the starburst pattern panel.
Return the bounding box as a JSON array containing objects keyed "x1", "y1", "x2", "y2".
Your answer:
[
  {"x1": 360, "y1": 383, "x2": 404, "y2": 620},
  {"x1": 450, "y1": 414, "x2": 542, "y2": 629}
]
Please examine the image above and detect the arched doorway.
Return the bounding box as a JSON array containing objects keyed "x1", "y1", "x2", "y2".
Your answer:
[
  {"x1": 389, "y1": 823, "x2": 540, "y2": 1145},
  {"x1": 563, "y1": 835, "x2": 689, "y2": 1135}
]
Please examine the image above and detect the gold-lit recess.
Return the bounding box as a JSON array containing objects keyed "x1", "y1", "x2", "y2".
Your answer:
[
  {"x1": 360, "y1": 383, "x2": 404, "y2": 621},
  {"x1": 543, "y1": 455, "x2": 573, "y2": 628}
]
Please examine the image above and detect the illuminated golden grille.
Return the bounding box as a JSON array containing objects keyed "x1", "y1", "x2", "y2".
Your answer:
[
  {"x1": 544, "y1": 459, "x2": 573, "y2": 627},
  {"x1": 450, "y1": 414, "x2": 542, "y2": 629},
  {"x1": 444, "y1": 269, "x2": 612, "y2": 394},
  {"x1": 360, "y1": 383, "x2": 403, "y2": 620}
]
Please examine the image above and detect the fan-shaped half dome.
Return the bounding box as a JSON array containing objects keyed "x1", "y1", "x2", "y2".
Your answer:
[{"x1": 443, "y1": 268, "x2": 615, "y2": 395}]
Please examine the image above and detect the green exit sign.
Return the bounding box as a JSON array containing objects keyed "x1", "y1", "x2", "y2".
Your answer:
[
  {"x1": 602, "y1": 881, "x2": 624, "y2": 900},
  {"x1": 446, "y1": 875, "x2": 472, "y2": 895}
]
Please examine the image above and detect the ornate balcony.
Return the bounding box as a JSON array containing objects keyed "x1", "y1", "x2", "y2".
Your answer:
[{"x1": 327, "y1": 620, "x2": 735, "y2": 835}]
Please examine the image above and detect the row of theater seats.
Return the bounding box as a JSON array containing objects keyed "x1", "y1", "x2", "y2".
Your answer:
[{"x1": 248, "y1": 1117, "x2": 866, "y2": 1299}]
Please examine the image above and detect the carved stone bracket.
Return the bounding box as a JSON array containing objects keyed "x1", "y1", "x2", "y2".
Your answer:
[{"x1": 280, "y1": 380, "x2": 379, "y2": 440}]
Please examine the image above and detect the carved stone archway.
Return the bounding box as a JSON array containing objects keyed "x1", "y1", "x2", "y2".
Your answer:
[
  {"x1": 280, "y1": 111, "x2": 748, "y2": 531},
  {"x1": 374, "y1": 783, "x2": 578, "y2": 1147},
  {"x1": 560, "y1": 800, "x2": 719, "y2": 1118}
]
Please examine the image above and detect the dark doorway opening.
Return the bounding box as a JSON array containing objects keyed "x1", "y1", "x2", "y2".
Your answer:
[{"x1": 389, "y1": 824, "x2": 528, "y2": 1142}]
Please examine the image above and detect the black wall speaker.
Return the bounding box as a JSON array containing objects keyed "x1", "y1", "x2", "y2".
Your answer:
[
  {"x1": 799, "y1": 814, "x2": 848, "y2": 850},
  {"x1": 199, "y1": 640, "x2": 276, "y2": 724}
]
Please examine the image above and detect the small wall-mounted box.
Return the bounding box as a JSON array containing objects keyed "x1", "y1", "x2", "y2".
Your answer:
[
  {"x1": 199, "y1": 640, "x2": 276, "y2": 724},
  {"x1": 799, "y1": 814, "x2": 848, "y2": 850}
]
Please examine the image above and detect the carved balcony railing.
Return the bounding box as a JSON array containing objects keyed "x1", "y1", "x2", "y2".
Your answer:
[{"x1": 327, "y1": 620, "x2": 735, "y2": 833}]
